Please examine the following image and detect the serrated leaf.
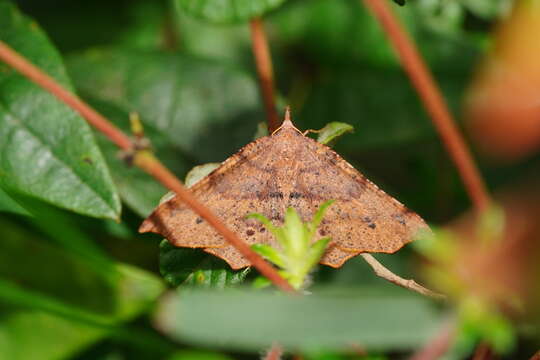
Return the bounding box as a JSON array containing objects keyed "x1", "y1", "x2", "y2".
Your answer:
[
  {"x1": 176, "y1": 0, "x2": 288, "y2": 23},
  {"x1": 160, "y1": 240, "x2": 249, "y2": 288},
  {"x1": 314, "y1": 122, "x2": 354, "y2": 146},
  {"x1": 0, "y1": 1, "x2": 121, "y2": 220},
  {"x1": 160, "y1": 240, "x2": 208, "y2": 286},
  {"x1": 156, "y1": 288, "x2": 440, "y2": 351},
  {"x1": 185, "y1": 262, "x2": 250, "y2": 289},
  {"x1": 67, "y1": 49, "x2": 262, "y2": 164}
]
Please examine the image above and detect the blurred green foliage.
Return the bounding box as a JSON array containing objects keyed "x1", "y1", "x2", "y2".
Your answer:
[{"x1": 0, "y1": 0, "x2": 539, "y2": 359}]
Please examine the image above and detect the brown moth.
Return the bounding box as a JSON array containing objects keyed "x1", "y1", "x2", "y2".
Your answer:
[{"x1": 140, "y1": 111, "x2": 430, "y2": 270}]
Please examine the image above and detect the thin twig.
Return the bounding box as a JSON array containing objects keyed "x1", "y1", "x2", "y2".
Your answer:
[
  {"x1": 409, "y1": 319, "x2": 456, "y2": 360},
  {"x1": 0, "y1": 40, "x2": 294, "y2": 293},
  {"x1": 360, "y1": 254, "x2": 445, "y2": 299},
  {"x1": 250, "y1": 17, "x2": 280, "y2": 133},
  {"x1": 362, "y1": 0, "x2": 491, "y2": 214},
  {"x1": 262, "y1": 343, "x2": 283, "y2": 360}
]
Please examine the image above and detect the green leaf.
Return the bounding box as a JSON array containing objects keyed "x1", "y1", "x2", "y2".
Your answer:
[
  {"x1": 253, "y1": 122, "x2": 269, "y2": 139},
  {"x1": 185, "y1": 163, "x2": 220, "y2": 188},
  {"x1": 0, "y1": 185, "x2": 30, "y2": 216},
  {"x1": 86, "y1": 99, "x2": 189, "y2": 217},
  {"x1": 269, "y1": 0, "x2": 398, "y2": 67},
  {"x1": 306, "y1": 237, "x2": 331, "y2": 270},
  {"x1": 138, "y1": 161, "x2": 218, "y2": 216},
  {"x1": 160, "y1": 240, "x2": 250, "y2": 288},
  {"x1": 250, "y1": 202, "x2": 334, "y2": 289},
  {"x1": 283, "y1": 207, "x2": 308, "y2": 255},
  {"x1": 269, "y1": 0, "x2": 481, "y2": 68},
  {"x1": 0, "y1": 217, "x2": 164, "y2": 359},
  {"x1": 313, "y1": 122, "x2": 354, "y2": 146},
  {"x1": 246, "y1": 213, "x2": 279, "y2": 234},
  {"x1": 67, "y1": 49, "x2": 262, "y2": 163},
  {"x1": 251, "y1": 244, "x2": 285, "y2": 268},
  {"x1": 156, "y1": 288, "x2": 440, "y2": 351},
  {"x1": 173, "y1": 6, "x2": 251, "y2": 63},
  {"x1": 459, "y1": 0, "x2": 511, "y2": 19},
  {"x1": 184, "y1": 260, "x2": 251, "y2": 289},
  {"x1": 298, "y1": 68, "x2": 468, "y2": 151},
  {"x1": 252, "y1": 276, "x2": 272, "y2": 289},
  {"x1": 160, "y1": 240, "x2": 207, "y2": 286},
  {"x1": 308, "y1": 200, "x2": 334, "y2": 237},
  {"x1": 7, "y1": 193, "x2": 115, "y2": 280},
  {"x1": 0, "y1": 1, "x2": 121, "y2": 220},
  {"x1": 176, "y1": 0, "x2": 288, "y2": 23},
  {"x1": 168, "y1": 350, "x2": 235, "y2": 360},
  {"x1": 458, "y1": 297, "x2": 516, "y2": 354}
]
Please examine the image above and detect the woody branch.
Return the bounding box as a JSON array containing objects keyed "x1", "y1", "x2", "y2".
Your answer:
[
  {"x1": 0, "y1": 40, "x2": 294, "y2": 294},
  {"x1": 249, "y1": 17, "x2": 281, "y2": 133},
  {"x1": 362, "y1": 0, "x2": 491, "y2": 214}
]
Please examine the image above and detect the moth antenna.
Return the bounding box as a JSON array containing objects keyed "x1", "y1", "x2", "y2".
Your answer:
[{"x1": 272, "y1": 106, "x2": 302, "y2": 135}]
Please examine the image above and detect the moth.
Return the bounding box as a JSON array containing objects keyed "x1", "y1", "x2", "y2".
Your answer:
[{"x1": 140, "y1": 111, "x2": 430, "y2": 269}]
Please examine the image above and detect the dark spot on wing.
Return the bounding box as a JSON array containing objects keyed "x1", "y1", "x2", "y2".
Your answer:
[
  {"x1": 269, "y1": 192, "x2": 284, "y2": 199},
  {"x1": 319, "y1": 228, "x2": 327, "y2": 236},
  {"x1": 368, "y1": 223, "x2": 376, "y2": 229},
  {"x1": 393, "y1": 214, "x2": 406, "y2": 225},
  {"x1": 289, "y1": 192, "x2": 302, "y2": 199},
  {"x1": 196, "y1": 217, "x2": 203, "y2": 224},
  {"x1": 246, "y1": 229, "x2": 255, "y2": 236}
]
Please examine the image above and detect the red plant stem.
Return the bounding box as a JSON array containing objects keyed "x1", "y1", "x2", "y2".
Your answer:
[
  {"x1": 250, "y1": 17, "x2": 281, "y2": 133},
  {"x1": 0, "y1": 42, "x2": 132, "y2": 151},
  {"x1": 530, "y1": 350, "x2": 540, "y2": 360},
  {"x1": 0, "y1": 40, "x2": 294, "y2": 293},
  {"x1": 409, "y1": 320, "x2": 456, "y2": 360},
  {"x1": 135, "y1": 153, "x2": 294, "y2": 292},
  {"x1": 362, "y1": 0, "x2": 491, "y2": 213}
]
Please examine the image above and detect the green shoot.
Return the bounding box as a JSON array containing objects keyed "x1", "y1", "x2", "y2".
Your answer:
[{"x1": 247, "y1": 200, "x2": 334, "y2": 290}]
